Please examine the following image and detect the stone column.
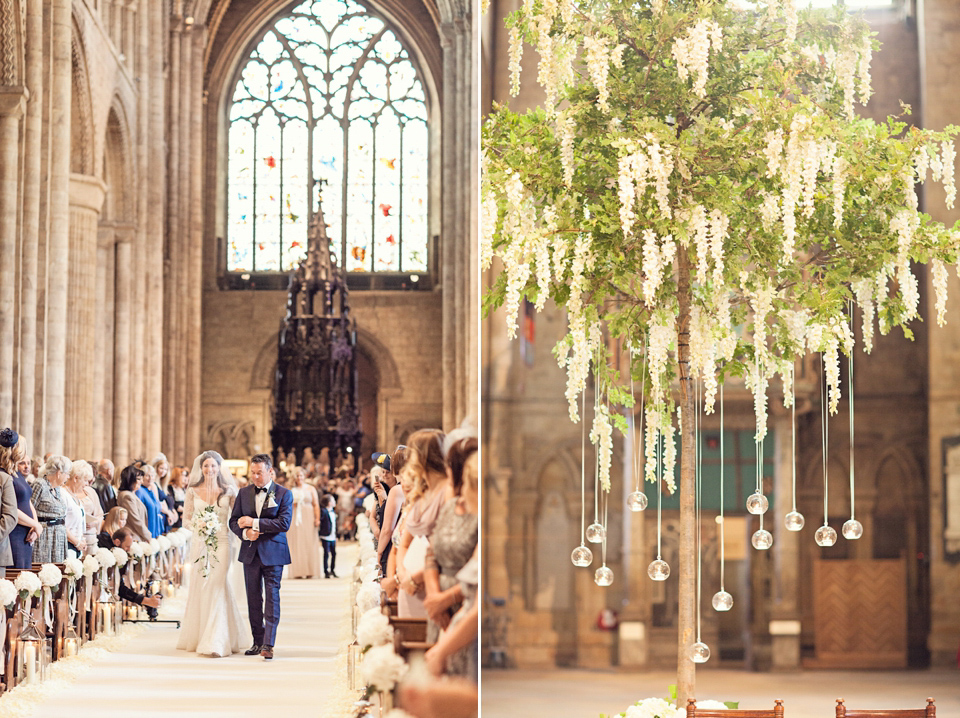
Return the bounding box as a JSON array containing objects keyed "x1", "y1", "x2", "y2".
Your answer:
[
  {"x1": 0, "y1": 89, "x2": 26, "y2": 425},
  {"x1": 145, "y1": 0, "x2": 164, "y2": 455},
  {"x1": 187, "y1": 26, "x2": 204, "y2": 461},
  {"x1": 19, "y1": 0, "x2": 44, "y2": 448},
  {"x1": 175, "y1": 24, "x2": 193, "y2": 463},
  {"x1": 92, "y1": 226, "x2": 114, "y2": 458},
  {"x1": 45, "y1": 0, "x2": 73, "y2": 454},
  {"x1": 440, "y1": 24, "x2": 456, "y2": 431},
  {"x1": 113, "y1": 237, "x2": 132, "y2": 468},
  {"x1": 164, "y1": 24, "x2": 181, "y2": 456},
  {"x1": 65, "y1": 173, "x2": 107, "y2": 459}
]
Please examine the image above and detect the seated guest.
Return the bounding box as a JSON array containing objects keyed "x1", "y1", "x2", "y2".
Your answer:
[
  {"x1": 99, "y1": 506, "x2": 128, "y2": 548},
  {"x1": 111, "y1": 527, "x2": 162, "y2": 616},
  {"x1": 31, "y1": 455, "x2": 71, "y2": 564},
  {"x1": 94, "y1": 459, "x2": 117, "y2": 513},
  {"x1": 117, "y1": 464, "x2": 152, "y2": 542}
]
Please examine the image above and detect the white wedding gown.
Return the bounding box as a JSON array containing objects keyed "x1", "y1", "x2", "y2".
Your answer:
[{"x1": 176, "y1": 487, "x2": 251, "y2": 656}]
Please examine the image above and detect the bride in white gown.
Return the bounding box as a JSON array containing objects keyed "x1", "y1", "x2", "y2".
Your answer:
[{"x1": 176, "y1": 450, "x2": 251, "y2": 657}]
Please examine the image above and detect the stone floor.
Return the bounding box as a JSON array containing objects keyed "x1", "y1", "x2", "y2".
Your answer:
[{"x1": 481, "y1": 667, "x2": 960, "y2": 717}]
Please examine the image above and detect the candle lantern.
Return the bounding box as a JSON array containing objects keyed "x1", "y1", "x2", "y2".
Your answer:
[
  {"x1": 63, "y1": 623, "x2": 80, "y2": 657},
  {"x1": 97, "y1": 577, "x2": 117, "y2": 637},
  {"x1": 17, "y1": 617, "x2": 44, "y2": 685}
]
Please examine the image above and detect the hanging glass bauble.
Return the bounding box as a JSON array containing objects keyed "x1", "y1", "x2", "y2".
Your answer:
[
  {"x1": 751, "y1": 528, "x2": 773, "y2": 550},
  {"x1": 647, "y1": 559, "x2": 670, "y2": 581},
  {"x1": 689, "y1": 641, "x2": 711, "y2": 663},
  {"x1": 711, "y1": 590, "x2": 734, "y2": 612},
  {"x1": 746, "y1": 492, "x2": 769, "y2": 515},
  {"x1": 784, "y1": 510, "x2": 805, "y2": 531},
  {"x1": 815, "y1": 524, "x2": 837, "y2": 547},
  {"x1": 585, "y1": 522, "x2": 606, "y2": 543},
  {"x1": 594, "y1": 566, "x2": 614, "y2": 586},
  {"x1": 571, "y1": 545, "x2": 593, "y2": 567},
  {"x1": 626, "y1": 491, "x2": 648, "y2": 512},
  {"x1": 842, "y1": 519, "x2": 863, "y2": 540}
]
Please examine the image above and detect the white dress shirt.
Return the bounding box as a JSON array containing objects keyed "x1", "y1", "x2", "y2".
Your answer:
[{"x1": 243, "y1": 480, "x2": 273, "y2": 540}]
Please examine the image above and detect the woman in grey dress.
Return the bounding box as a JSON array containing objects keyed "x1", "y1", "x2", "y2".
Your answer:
[{"x1": 31, "y1": 455, "x2": 72, "y2": 564}]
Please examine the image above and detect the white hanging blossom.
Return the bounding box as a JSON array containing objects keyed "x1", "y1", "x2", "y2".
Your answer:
[
  {"x1": 943, "y1": 140, "x2": 957, "y2": 209},
  {"x1": 759, "y1": 191, "x2": 780, "y2": 231},
  {"x1": 641, "y1": 231, "x2": 677, "y2": 306},
  {"x1": 560, "y1": 115, "x2": 576, "y2": 187},
  {"x1": 857, "y1": 33, "x2": 873, "y2": 104},
  {"x1": 708, "y1": 209, "x2": 728, "y2": 283},
  {"x1": 763, "y1": 129, "x2": 785, "y2": 178},
  {"x1": 590, "y1": 403, "x2": 614, "y2": 491},
  {"x1": 932, "y1": 259, "x2": 949, "y2": 327},
  {"x1": 509, "y1": 26, "x2": 523, "y2": 96},
  {"x1": 836, "y1": 48, "x2": 858, "y2": 119},
  {"x1": 644, "y1": 407, "x2": 661, "y2": 485},
  {"x1": 689, "y1": 305, "x2": 719, "y2": 412},
  {"x1": 536, "y1": 17, "x2": 558, "y2": 114},
  {"x1": 662, "y1": 414, "x2": 677, "y2": 494},
  {"x1": 672, "y1": 19, "x2": 723, "y2": 99},
  {"x1": 583, "y1": 36, "x2": 612, "y2": 112},
  {"x1": 647, "y1": 313, "x2": 675, "y2": 402},
  {"x1": 831, "y1": 155, "x2": 848, "y2": 227},
  {"x1": 782, "y1": 0, "x2": 797, "y2": 45},
  {"x1": 852, "y1": 278, "x2": 876, "y2": 353},
  {"x1": 561, "y1": 234, "x2": 597, "y2": 421}
]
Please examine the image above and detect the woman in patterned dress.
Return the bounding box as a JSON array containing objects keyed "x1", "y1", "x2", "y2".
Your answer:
[{"x1": 31, "y1": 455, "x2": 71, "y2": 564}]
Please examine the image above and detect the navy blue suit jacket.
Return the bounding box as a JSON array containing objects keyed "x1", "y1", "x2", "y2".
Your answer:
[{"x1": 229, "y1": 483, "x2": 293, "y2": 566}]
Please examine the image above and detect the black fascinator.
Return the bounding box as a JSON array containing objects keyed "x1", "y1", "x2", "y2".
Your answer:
[{"x1": 0, "y1": 428, "x2": 19, "y2": 449}]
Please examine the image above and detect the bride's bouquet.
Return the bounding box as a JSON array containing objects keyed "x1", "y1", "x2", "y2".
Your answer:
[{"x1": 193, "y1": 505, "x2": 221, "y2": 578}]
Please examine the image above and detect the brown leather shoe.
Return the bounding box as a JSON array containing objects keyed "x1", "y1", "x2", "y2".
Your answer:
[{"x1": 260, "y1": 645, "x2": 274, "y2": 660}]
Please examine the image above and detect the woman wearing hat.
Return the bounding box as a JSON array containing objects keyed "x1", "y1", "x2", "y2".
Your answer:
[{"x1": 0, "y1": 430, "x2": 40, "y2": 569}]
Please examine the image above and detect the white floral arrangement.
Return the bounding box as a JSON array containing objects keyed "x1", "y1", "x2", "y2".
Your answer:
[
  {"x1": 157, "y1": 535, "x2": 172, "y2": 552},
  {"x1": 128, "y1": 541, "x2": 146, "y2": 560},
  {"x1": 612, "y1": 697, "x2": 732, "y2": 718},
  {"x1": 356, "y1": 513, "x2": 369, "y2": 530},
  {"x1": 359, "y1": 563, "x2": 379, "y2": 584},
  {"x1": 356, "y1": 608, "x2": 393, "y2": 650},
  {"x1": 111, "y1": 547, "x2": 128, "y2": 567},
  {"x1": 193, "y1": 504, "x2": 221, "y2": 577},
  {"x1": 0, "y1": 578, "x2": 17, "y2": 608},
  {"x1": 82, "y1": 554, "x2": 100, "y2": 577},
  {"x1": 37, "y1": 563, "x2": 63, "y2": 588},
  {"x1": 360, "y1": 643, "x2": 408, "y2": 693},
  {"x1": 356, "y1": 581, "x2": 381, "y2": 614},
  {"x1": 14, "y1": 571, "x2": 42, "y2": 600},
  {"x1": 362, "y1": 493, "x2": 377, "y2": 512},
  {"x1": 62, "y1": 556, "x2": 84, "y2": 581},
  {"x1": 95, "y1": 546, "x2": 117, "y2": 569}
]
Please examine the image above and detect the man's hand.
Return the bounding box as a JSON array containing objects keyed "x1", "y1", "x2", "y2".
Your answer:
[
  {"x1": 244, "y1": 529, "x2": 260, "y2": 541},
  {"x1": 142, "y1": 596, "x2": 162, "y2": 608},
  {"x1": 238, "y1": 516, "x2": 254, "y2": 528}
]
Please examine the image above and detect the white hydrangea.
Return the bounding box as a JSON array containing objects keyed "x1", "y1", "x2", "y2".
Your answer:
[
  {"x1": 95, "y1": 546, "x2": 117, "y2": 568},
  {"x1": 63, "y1": 556, "x2": 84, "y2": 580},
  {"x1": 149, "y1": 538, "x2": 161, "y2": 555},
  {"x1": 83, "y1": 554, "x2": 100, "y2": 577},
  {"x1": 38, "y1": 563, "x2": 63, "y2": 588},
  {"x1": 361, "y1": 644, "x2": 408, "y2": 692},
  {"x1": 157, "y1": 535, "x2": 172, "y2": 552},
  {"x1": 357, "y1": 581, "x2": 381, "y2": 614},
  {"x1": 0, "y1": 578, "x2": 15, "y2": 608},
  {"x1": 112, "y1": 547, "x2": 129, "y2": 567},
  {"x1": 623, "y1": 696, "x2": 682, "y2": 718},
  {"x1": 14, "y1": 571, "x2": 42, "y2": 598},
  {"x1": 357, "y1": 608, "x2": 394, "y2": 649}
]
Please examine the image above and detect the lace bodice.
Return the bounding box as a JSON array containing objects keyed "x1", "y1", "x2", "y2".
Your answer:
[{"x1": 183, "y1": 487, "x2": 237, "y2": 539}]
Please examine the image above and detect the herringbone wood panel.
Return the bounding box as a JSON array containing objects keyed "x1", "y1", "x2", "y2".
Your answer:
[{"x1": 811, "y1": 559, "x2": 907, "y2": 668}]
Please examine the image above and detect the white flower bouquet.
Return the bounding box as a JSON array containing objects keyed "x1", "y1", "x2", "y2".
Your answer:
[
  {"x1": 111, "y1": 547, "x2": 128, "y2": 567},
  {"x1": 128, "y1": 541, "x2": 146, "y2": 561},
  {"x1": 63, "y1": 556, "x2": 84, "y2": 581},
  {"x1": 37, "y1": 563, "x2": 63, "y2": 588},
  {"x1": 147, "y1": 538, "x2": 160, "y2": 555},
  {"x1": 95, "y1": 546, "x2": 117, "y2": 569},
  {"x1": 157, "y1": 535, "x2": 172, "y2": 552},
  {"x1": 0, "y1": 578, "x2": 17, "y2": 608},
  {"x1": 193, "y1": 504, "x2": 221, "y2": 577},
  {"x1": 356, "y1": 513, "x2": 369, "y2": 530},
  {"x1": 611, "y1": 693, "x2": 735, "y2": 718},
  {"x1": 82, "y1": 554, "x2": 100, "y2": 577},
  {"x1": 362, "y1": 493, "x2": 377, "y2": 512},
  {"x1": 356, "y1": 581, "x2": 381, "y2": 614},
  {"x1": 360, "y1": 643, "x2": 408, "y2": 693},
  {"x1": 357, "y1": 608, "x2": 393, "y2": 650},
  {"x1": 14, "y1": 571, "x2": 42, "y2": 601}
]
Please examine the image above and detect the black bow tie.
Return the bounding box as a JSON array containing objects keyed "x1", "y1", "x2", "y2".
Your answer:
[{"x1": 255, "y1": 486, "x2": 269, "y2": 494}]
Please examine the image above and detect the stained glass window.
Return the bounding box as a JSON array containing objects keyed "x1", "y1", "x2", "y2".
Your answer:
[{"x1": 227, "y1": 0, "x2": 429, "y2": 275}]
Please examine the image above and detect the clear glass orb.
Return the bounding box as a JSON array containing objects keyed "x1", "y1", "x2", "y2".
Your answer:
[
  {"x1": 746, "y1": 492, "x2": 769, "y2": 515},
  {"x1": 571, "y1": 545, "x2": 593, "y2": 567},
  {"x1": 647, "y1": 558, "x2": 670, "y2": 581},
  {"x1": 585, "y1": 522, "x2": 606, "y2": 544},
  {"x1": 689, "y1": 641, "x2": 711, "y2": 663},
  {"x1": 626, "y1": 491, "x2": 648, "y2": 512},
  {"x1": 752, "y1": 528, "x2": 773, "y2": 550},
  {"x1": 712, "y1": 590, "x2": 734, "y2": 612},
  {"x1": 842, "y1": 519, "x2": 863, "y2": 540},
  {"x1": 784, "y1": 510, "x2": 805, "y2": 532},
  {"x1": 815, "y1": 524, "x2": 837, "y2": 547},
  {"x1": 594, "y1": 566, "x2": 614, "y2": 586}
]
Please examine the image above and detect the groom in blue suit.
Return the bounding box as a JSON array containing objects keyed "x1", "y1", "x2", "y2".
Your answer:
[{"x1": 229, "y1": 453, "x2": 292, "y2": 660}]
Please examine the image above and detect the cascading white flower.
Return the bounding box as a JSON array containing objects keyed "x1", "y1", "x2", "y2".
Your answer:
[
  {"x1": 932, "y1": 259, "x2": 949, "y2": 327},
  {"x1": 831, "y1": 155, "x2": 848, "y2": 227},
  {"x1": 943, "y1": 140, "x2": 957, "y2": 209},
  {"x1": 852, "y1": 278, "x2": 875, "y2": 353},
  {"x1": 560, "y1": 115, "x2": 576, "y2": 187},
  {"x1": 672, "y1": 18, "x2": 723, "y2": 99},
  {"x1": 583, "y1": 36, "x2": 611, "y2": 111},
  {"x1": 590, "y1": 402, "x2": 614, "y2": 491},
  {"x1": 857, "y1": 33, "x2": 873, "y2": 104},
  {"x1": 508, "y1": 26, "x2": 523, "y2": 97},
  {"x1": 835, "y1": 47, "x2": 858, "y2": 119}
]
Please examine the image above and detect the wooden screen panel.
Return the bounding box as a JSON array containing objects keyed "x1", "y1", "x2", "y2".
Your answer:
[{"x1": 809, "y1": 559, "x2": 907, "y2": 669}]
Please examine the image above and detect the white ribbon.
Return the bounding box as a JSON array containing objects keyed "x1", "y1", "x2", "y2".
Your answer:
[
  {"x1": 68, "y1": 580, "x2": 77, "y2": 620},
  {"x1": 42, "y1": 586, "x2": 53, "y2": 631}
]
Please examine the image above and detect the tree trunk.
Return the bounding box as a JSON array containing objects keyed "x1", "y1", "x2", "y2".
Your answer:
[{"x1": 676, "y1": 251, "x2": 697, "y2": 706}]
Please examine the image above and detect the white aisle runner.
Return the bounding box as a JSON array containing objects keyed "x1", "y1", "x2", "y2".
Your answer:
[{"x1": 31, "y1": 543, "x2": 357, "y2": 718}]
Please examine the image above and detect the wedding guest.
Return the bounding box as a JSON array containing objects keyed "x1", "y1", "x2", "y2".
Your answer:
[
  {"x1": 335, "y1": 479, "x2": 356, "y2": 540},
  {"x1": 0, "y1": 430, "x2": 40, "y2": 568},
  {"x1": 152, "y1": 454, "x2": 179, "y2": 530},
  {"x1": 424, "y1": 447, "x2": 478, "y2": 679},
  {"x1": 62, "y1": 460, "x2": 93, "y2": 557},
  {"x1": 111, "y1": 527, "x2": 163, "y2": 613},
  {"x1": 136, "y1": 463, "x2": 164, "y2": 537},
  {"x1": 395, "y1": 429, "x2": 448, "y2": 618},
  {"x1": 94, "y1": 459, "x2": 117, "y2": 512},
  {"x1": 31, "y1": 455, "x2": 71, "y2": 563},
  {"x1": 381, "y1": 450, "x2": 415, "y2": 600},
  {"x1": 166, "y1": 466, "x2": 188, "y2": 530},
  {"x1": 288, "y1": 467, "x2": 322, "y2": 578},
  {"x1": 99, "y1": 506, "x2": 128, "y2": 548},
  {"x1": 117, "y1": 463, "x2": 152, "y2": 542},
  {"x1": 0, "y1": 430, "x2": 19, "y2": 568},
  {"x1": 80, "y1": 461, "x2": 104, "y2": 551},
  {"x1": 319, "y1": 494, "x2": 337, "y2": 578},
  {"x1": 376, "y1": 446, "x2": 405, "y2": 575}
]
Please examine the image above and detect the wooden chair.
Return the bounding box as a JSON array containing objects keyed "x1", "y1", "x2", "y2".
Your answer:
[
  {"x1": 836, "y1": 698, "x2": 935, "y2": 718},
  {"x1": 688, "y1": 699, "x2": 785, "y2": 718},
  {"x1": 389, "y1": 616, "x2": 427, "y2": 643}
]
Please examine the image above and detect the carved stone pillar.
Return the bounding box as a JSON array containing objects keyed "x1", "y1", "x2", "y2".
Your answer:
[
  {"x1": 45, "y1": 0, "x2": 73, "y2": 454},
  {"x1": 65, "y1": 173, "x2": 107, "y2": 459},
  {"x1": 175, "y1": 24, "x2": 193, "y2": 463},
  {"x1": 187, "y1": 26, "x2": 204, "y2": 462},
  {"x1": 0, "y1": 89, "x2": 26, "y2": 426},
  {"x1": 163, "y1": 24, "x2": 181, "y2": 457},
  {"x1": 113, "y1": 237, "x2": 133, "y2": 468}
]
